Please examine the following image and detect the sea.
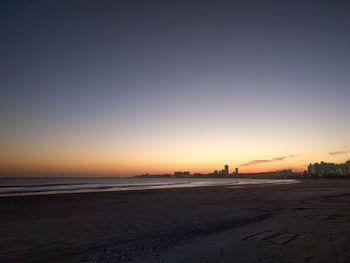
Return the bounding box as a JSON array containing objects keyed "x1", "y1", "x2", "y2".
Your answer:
[{"x1": 0, "y1": 177, "x2": 298, "y2": 197}]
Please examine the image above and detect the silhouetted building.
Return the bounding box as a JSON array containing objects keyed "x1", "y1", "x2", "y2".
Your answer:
[
  {"x1": 174, "y1": 171, "x2": 190, "y2": 177},
  {"x1": 346, "y1": 160, "x2": 350, "y2": 175},
  {"x1": 224, "y1": 165, "x2": 229, "y2": 176},
  {"x1": 278, "y1": 169, "x2": 294, "y2": 176},
  {"x1": 235, "y1": 168, "x2": 239, "y2": 176},
  {"x1": 308, "y1": 163, "x2": 315, "y2": 175},
  {"x1": 308, "y1": 161, "x2": 348, "y2": 176}
]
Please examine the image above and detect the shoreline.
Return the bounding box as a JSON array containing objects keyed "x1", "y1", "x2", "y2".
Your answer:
[{"x1": 0, "y1": 178, "x2": 300, "y2": 197}]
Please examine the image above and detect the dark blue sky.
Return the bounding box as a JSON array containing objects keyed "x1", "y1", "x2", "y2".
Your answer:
[{"x1": 1, "y1": 0, "x2": 350, "y2": 175}]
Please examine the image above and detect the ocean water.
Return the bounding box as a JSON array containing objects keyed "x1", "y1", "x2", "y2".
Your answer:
[{"x1": 0, "y1": 177, "x2": 298, "y2": 197}]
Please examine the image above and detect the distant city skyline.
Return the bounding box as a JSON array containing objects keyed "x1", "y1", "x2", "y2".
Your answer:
[{"x1": 1, "y1": 1, "x2": 350, "y2": 176}]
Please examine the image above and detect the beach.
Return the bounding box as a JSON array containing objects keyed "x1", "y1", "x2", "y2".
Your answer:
[{"x1": 1, "y1": 179, "x2": 350, "y2": 262}]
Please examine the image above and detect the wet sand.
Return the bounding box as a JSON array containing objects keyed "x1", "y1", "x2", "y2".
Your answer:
[{"x1": 1, "y1": 179, "x2": 350, "y2": 262}]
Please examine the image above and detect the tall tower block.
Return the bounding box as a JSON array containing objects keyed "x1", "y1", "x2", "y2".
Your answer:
[{"x1": 224, "y1": 165, "x2": 229, "y2": 176}]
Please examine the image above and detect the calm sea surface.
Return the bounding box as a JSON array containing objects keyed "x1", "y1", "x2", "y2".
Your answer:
[{"x1": 0, "y1": 177, "x2": 298, "y2": 197}]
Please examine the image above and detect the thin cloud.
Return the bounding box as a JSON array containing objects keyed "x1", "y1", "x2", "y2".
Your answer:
[
  {"x1": 240, "y1": 155, "x2": 299, "y2": 167},
  {"x1": 329, "y1": 151, "x2": 349, "y2": 156}
]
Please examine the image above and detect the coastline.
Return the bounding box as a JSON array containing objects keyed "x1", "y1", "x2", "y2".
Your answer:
[
  {"x1": 1, "y1": 179, "x2": 350, "y2": 262},
  {"x1": 0, "y1": 178, "x2": 299, "y2": 197}
]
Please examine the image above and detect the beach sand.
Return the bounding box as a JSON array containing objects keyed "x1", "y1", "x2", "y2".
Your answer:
[{"x1": 1, "y1": 179, "x2": 350, "y2": 262}]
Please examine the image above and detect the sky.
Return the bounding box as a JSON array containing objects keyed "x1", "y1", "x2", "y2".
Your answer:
[{"x1": 1, "y1": 0, "x2": 350, "y2": 176}]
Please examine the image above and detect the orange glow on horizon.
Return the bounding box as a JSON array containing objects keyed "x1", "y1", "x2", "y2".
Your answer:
[
  {"x1": 0, "y1": 156, "x2": 333, "y2": 177},
  {"x1": 1, "y1": 137, "x2": 349, "y2": 176}
]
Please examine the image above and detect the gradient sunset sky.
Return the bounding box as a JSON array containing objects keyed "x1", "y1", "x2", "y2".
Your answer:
[{"x1": 1, "y1": 0, "x2": 350, "y2": 176}]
